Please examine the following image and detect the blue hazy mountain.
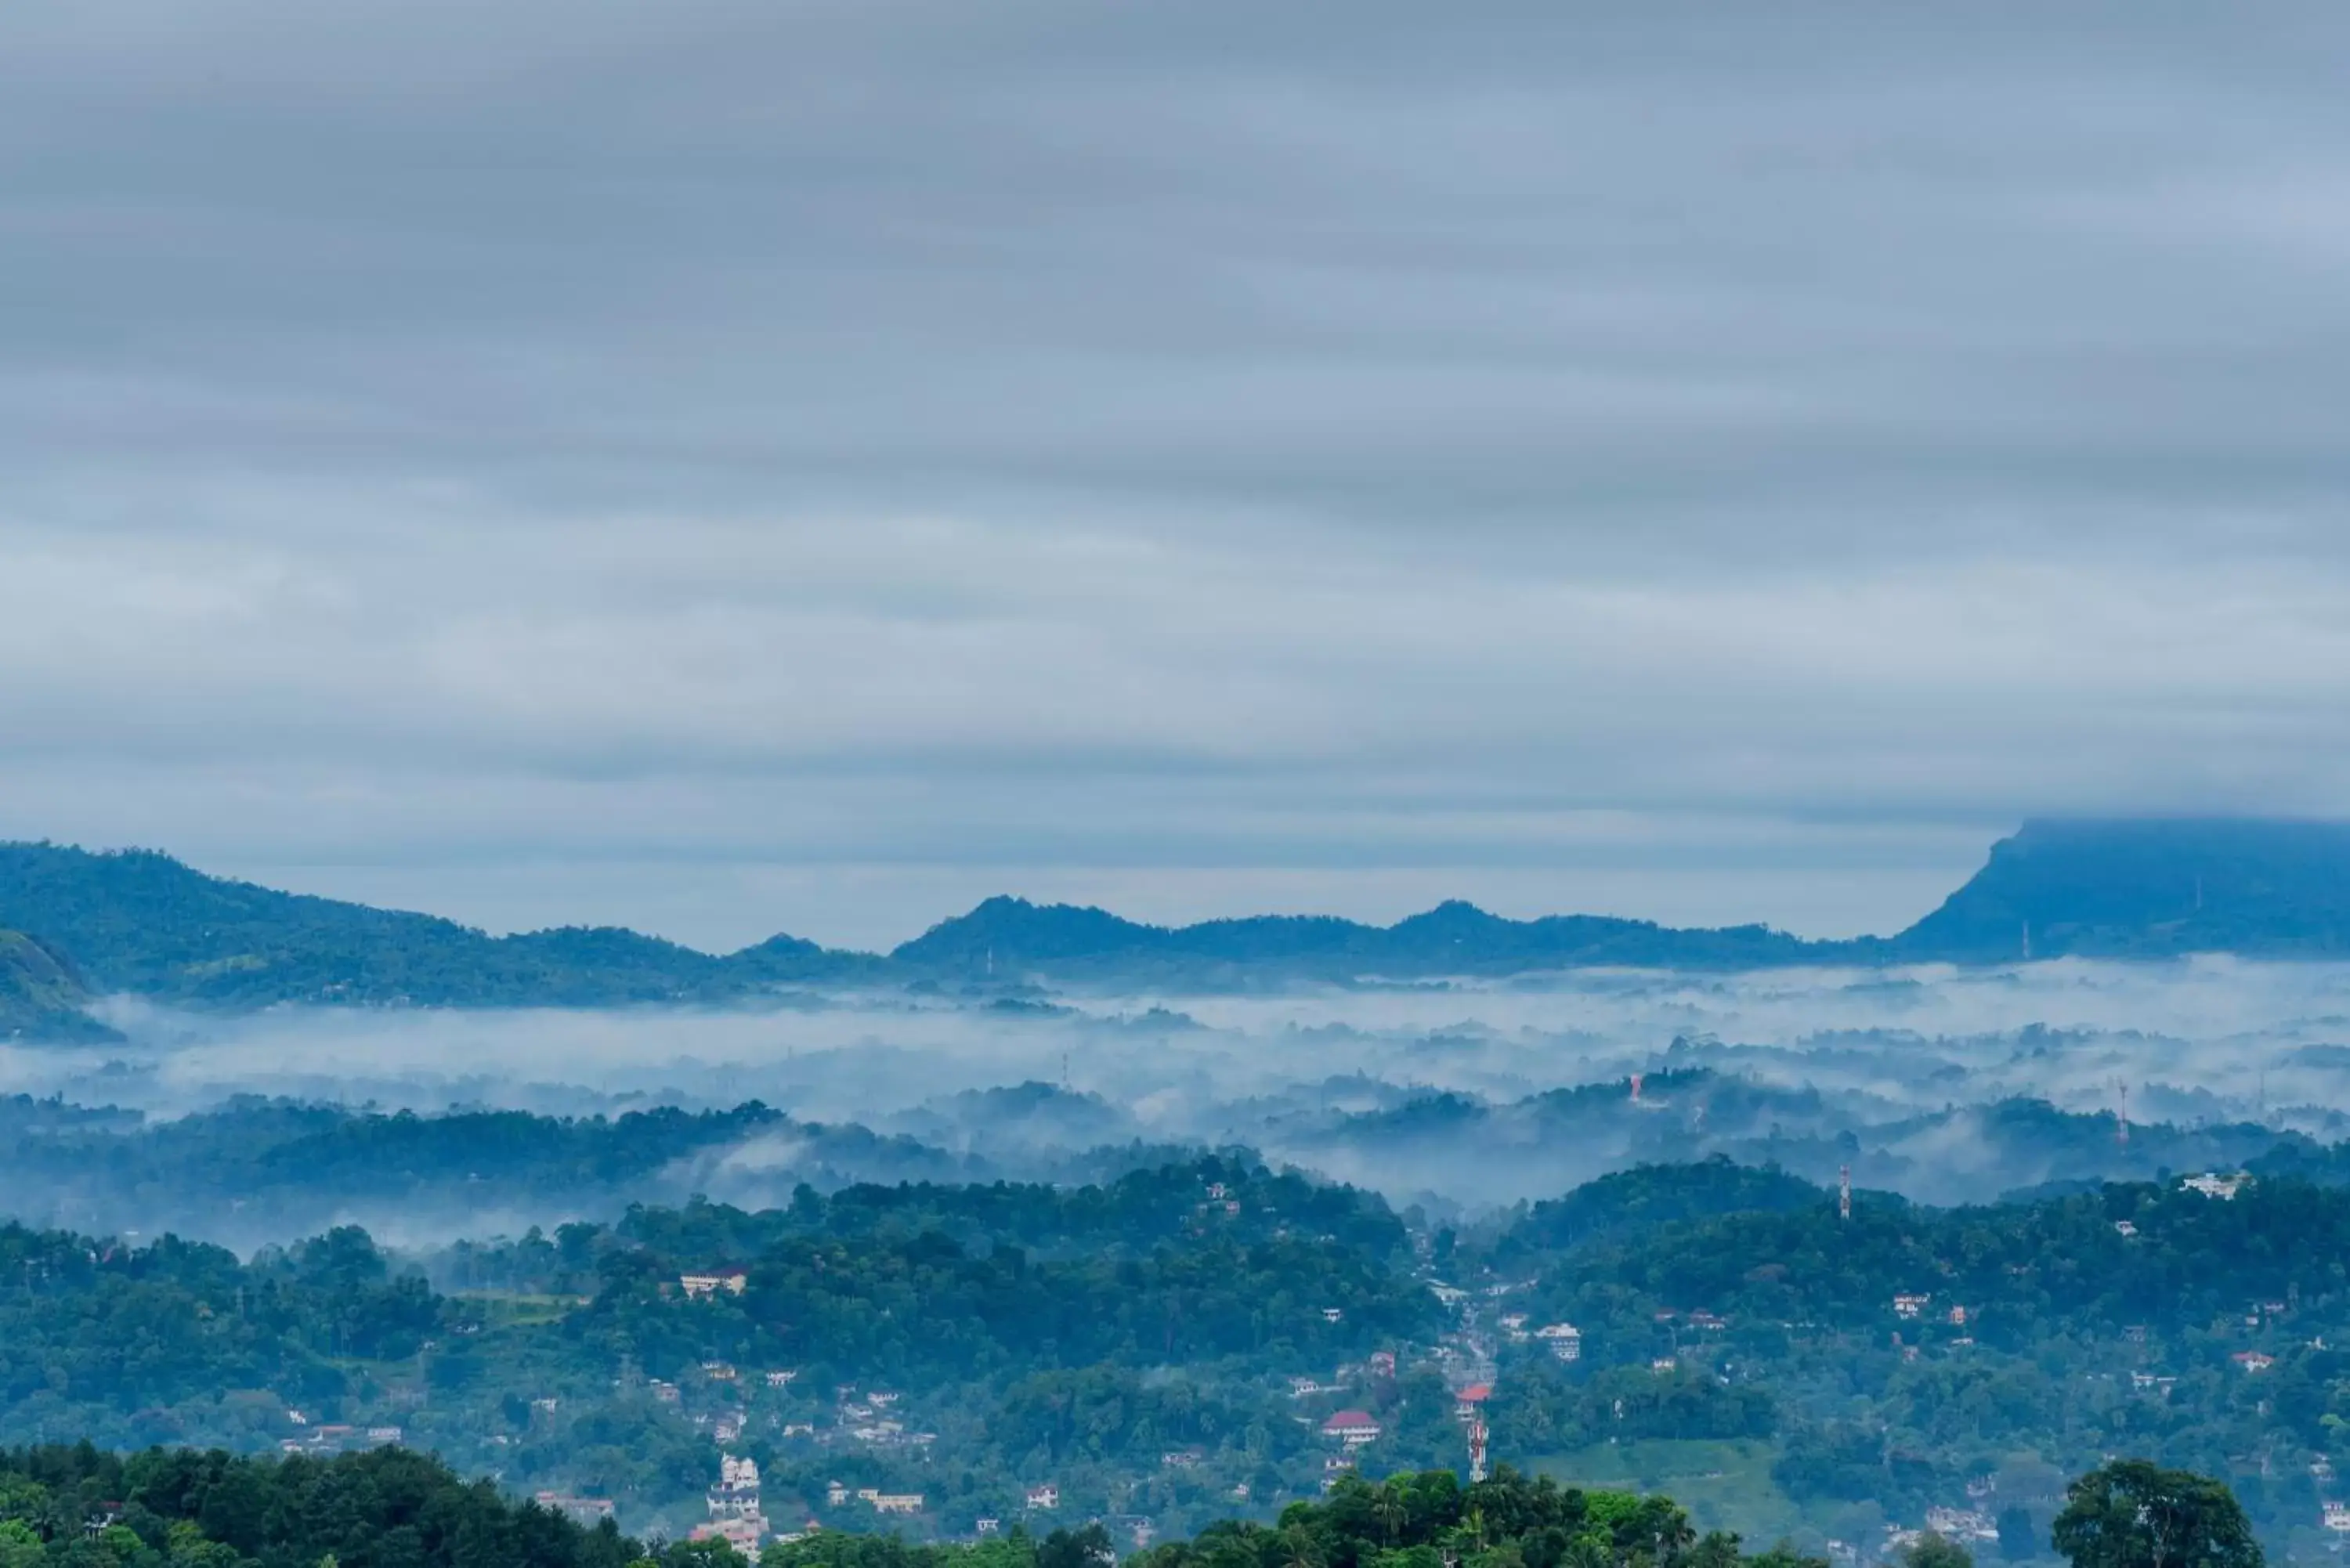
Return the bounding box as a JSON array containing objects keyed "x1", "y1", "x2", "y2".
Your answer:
[
  {"x1": 891, "y1": 893, "x2": 1821, "y2": 981},
  {"x1": 1892, "y1": 817, "x2": 2350, "y2": 960},
  {"x1": 0, "y1": 841, "x2": 883, "y2": 1011},
  {"x1": 2, "y1": 818, "x2": 2348, "y2": 1014}
]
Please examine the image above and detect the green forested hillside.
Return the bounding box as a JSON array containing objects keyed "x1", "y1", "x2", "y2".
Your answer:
[
  {"x1": 0, "y1": 1157, "x2": 1459, "y2": 1534},
  {"x1": 1522, "y1": 1173, "x2": 2350, "y2": 1340},
  {"x1": 0, "y1": 930, "x2": 118, "y2": 1042},
  {"x1": 0, "y1": 1149, "x2": 2337, "y2": 1553},
  {"x1": 1476, "y1": 1165, "x2": 2350, "y2": 1547},
  {"x1": 1493, "y1": 1159, "x2": 1833, "y2": 1265}
]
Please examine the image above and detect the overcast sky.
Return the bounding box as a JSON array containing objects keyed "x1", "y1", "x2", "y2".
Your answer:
[{"x1": 5, "y1": 2, "x2": 2349, "y2": 952}]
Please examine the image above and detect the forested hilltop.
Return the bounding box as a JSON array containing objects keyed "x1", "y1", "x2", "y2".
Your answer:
[
  {"x1": 0, "y1": 1156, "x2": 1455, "y2": 1541},
  {"x1": 8, "y1": 820, "x2": 2350, "y2": 1020},
  {"x1": 0, "y1": 1443, "x2": 647, "y2": 1568},
  {"x1": 0, "y1": 1097, "x2": 1001, "y2": 1252},
  {"x1": 0, "y1": 1082, "x2": 2326, "y2": 1255},
  {"x1": 0, "y1": 1151, "x2": 2343, "y2": 1559}
]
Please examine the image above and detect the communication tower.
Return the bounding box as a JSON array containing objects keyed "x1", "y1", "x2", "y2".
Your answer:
[
  {"x1": 1466, "y1": 1416, "x2": 1488, "y2": 1484},
  {"x1": 1838, "y1": 1165, "x2": 1852, "y2": 1222}
]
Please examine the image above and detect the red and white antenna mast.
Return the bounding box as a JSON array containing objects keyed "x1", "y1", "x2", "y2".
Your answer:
[
  {"x1": 2117, "y1": 1081, "x2": 2129, "y2": 1147},
  {"x1": 1467, "y1": 1416, "x2": 1488, "y2": 1484},
  {"x1": 1839, "y1": 1165, "x2": 1852, "y2": 1222},
  {"x1": 1629, "y1": 1073, "x2": 1643, "y2": 1104}
]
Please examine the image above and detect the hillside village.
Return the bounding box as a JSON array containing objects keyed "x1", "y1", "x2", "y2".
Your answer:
[
  {"x1": 457, "y1": 1162, "x2": 2350, "y2": 1560},
  {"x1": 0, "y1": 1148, "x2": 2330, "y2": 1560}
]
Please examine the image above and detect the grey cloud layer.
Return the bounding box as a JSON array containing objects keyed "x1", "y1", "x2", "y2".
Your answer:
[{"x1": 3, "y1": 2, "x2": 2348, "y2": 947}]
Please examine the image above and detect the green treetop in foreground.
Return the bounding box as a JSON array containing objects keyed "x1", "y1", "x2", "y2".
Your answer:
[
  {"x1": 0, "y1": 1442, "x2": 659, "y2": 1568},
  {"x1": 2053, "y1": 1461, "x2": 2262, "y2": 1568},
  {"x1": 768, "y1": 1467, "x2": 1815, "y2": 1568},
  {"x1": 769, "y1": 1460, "x2": 2270, "y2": 1568},
  {"x1": 0, "y1": 1440, "x2": 2267, "y2": 1568}
]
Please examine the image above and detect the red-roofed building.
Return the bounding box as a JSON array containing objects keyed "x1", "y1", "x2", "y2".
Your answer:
[
  {"x1": 1321, "y1": 1411, "x2": 1383, "y2": 1447},
  {"x1": 1454, "y1": 1384, "x2": 1491, "y2": 1421}
]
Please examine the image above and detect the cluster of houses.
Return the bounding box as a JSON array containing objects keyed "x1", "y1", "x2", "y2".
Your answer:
[
  {"x1": 2181, "y1": 1172, "x2": 2249, "y2": 1201},
  {"x1": 1494, "y1": 1314, "x2": 1583, "y2": 1361},
  {"x1": 640, "y1": 1363, "x2": 950, "y2": 1459},
  {"x1": 1198, "y1": 1182, "x2": 1244, "y2": 1219},
  {"x1": 277, "y1": 1422, "x2": 404, "y2": 1457},
  {"x1": 1908, "y1": 1504, "x2": 2002, "y2": 1541},
  {"x1": 1882, "y1": 1508, "x2": 1999, "y2": 1559},
  {"x1": 838, "y1": 1387, "x2": 935, "y2": 1451},
  {"x1": 1922, "y1": 1508, "x2": 1998, "y2": 1544},
  {"x1": 2322, "y1": 1454, "x2": 2349, "y2": 1534},
  {"x1": 823, "y1": 1483, "x2": 925, "y2": 1518},
  {"x1": 540, "y1": 1457, "x2": 827, "y2": 1551},
  {"x1": 679, "y1": 1271, "x2": 750, "y2": 1299},
  {"x1": 815, "y1": 1479, "x2": 1064, "y2": 1528}
]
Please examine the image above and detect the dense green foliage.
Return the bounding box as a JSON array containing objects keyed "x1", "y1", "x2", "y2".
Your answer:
[
  {"x1": 0, "y1": 1156, "x2": 1454, "y2": 1534},
  {"x1": 768, "y1": 1467, "x2": 1809, "y2": 1568},
  {"x1": 609, "y1": 1161, "x2": 1410, "y2": 1266},
  {"x1": 1486, "y1": 1366, "x2": 1777, "y2": 1454},
  {"x1": 577, "y1": 1212, "x2": 1429, "y2": 1382},
  {"x1": 0, "y1": 1436, "x2": 2270, "y2": 1568},
  {"x1": 0, "y1": 1220, "x2": 437, "y2": 1425},
  {"x1": 1470, "y1": 1165, "x2": 2350, "y2": 1554},
  {"x1": 1495, "y1": 1159, "x2": 1830, "y2": 1263},
  {"x1": 2052, "y1": 1461, "x2": 2261, "y2": 1568},
  {"x1": 1524, "y1": 1172, "x2": 2350, "y2": 1341},
  {"x1": 0, "y1": 1138, "x2": 2341, "y2": 1558},
  {"x1": 0, "y1": 1442, "x2": 651, "y2": 1568}
]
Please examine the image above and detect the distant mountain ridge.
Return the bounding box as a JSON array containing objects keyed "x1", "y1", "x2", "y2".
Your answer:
[
  {"x1": 0, "y1": 843, "x2": 882, "y2": 1016},
  {"x1": 2, "y1": 817, "x2": 2348, "y2": 1019},
  {"x1": 895, "y1": 894, "x2": 1822, "y2": 981}
]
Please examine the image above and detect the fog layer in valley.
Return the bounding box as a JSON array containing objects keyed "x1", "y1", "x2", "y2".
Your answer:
[{"x1": 0, "y1": 956, "x2": 2341, "y2": 1251}]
